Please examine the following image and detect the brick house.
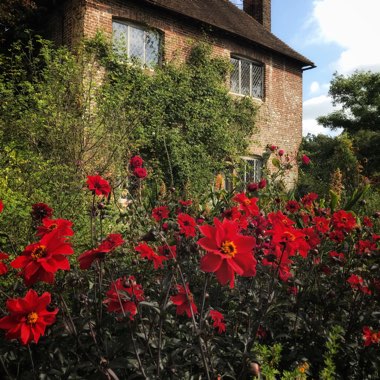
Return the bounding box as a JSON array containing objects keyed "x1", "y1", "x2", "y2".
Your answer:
[{"x1": 44, "y1": 0, "x2": 314, "y2": 185}]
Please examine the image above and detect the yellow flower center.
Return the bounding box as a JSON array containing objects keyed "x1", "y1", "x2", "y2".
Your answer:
[
  {"x1": 283, "y1": 231, "x2": 296, "y2": 242},
  {"x1": 27, "y1": 312, "x2": 39, "y2": 325},
  {"x1": 31, "y1": 245, "x2": 47, "y2": 260},
  {"x1": 243, "y1": 199, "x2": 251, "y2": 206},
  {"x1": 220, "y1": 240, "x2": 237, "y2": 258}
]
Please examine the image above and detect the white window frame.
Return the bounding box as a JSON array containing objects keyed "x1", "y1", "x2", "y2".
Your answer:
[
  {"x1": 240, "y1": 156, "x2": 263, "y2": 184},
  {"x1": 230, "y1": 56, "x2": 264, "y2": 99},
  {"x1": 112, "y1": 20, "x2": 162, "y2": 67}
]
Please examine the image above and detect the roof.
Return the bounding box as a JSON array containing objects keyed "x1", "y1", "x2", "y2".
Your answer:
[{"x1": 142, "y1": 0, "x2": 314, "y2": 67}]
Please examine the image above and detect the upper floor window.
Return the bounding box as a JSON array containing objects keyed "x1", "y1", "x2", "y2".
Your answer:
[
  {"x1": 230, "y1": 56, "x2": 264, "y2": 99},
  {"x1": 112, "y1": 20, "x2": 161, "y2": 67}
]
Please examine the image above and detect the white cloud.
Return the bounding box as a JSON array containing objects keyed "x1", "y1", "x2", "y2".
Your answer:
[
  {"x1": 302, "y1": 94, "x2": 342, "y2": 136},
  {"x1": 310, "y1": 81, "x2": 320, "y2": 94},
  {"x1": 312, "y1": 0, "x2": 380, "y2": 73}
]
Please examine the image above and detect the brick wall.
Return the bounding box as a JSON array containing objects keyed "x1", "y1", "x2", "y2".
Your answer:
[{"x1": 47, "y1": 0, "x2": 303, "y2": 184}]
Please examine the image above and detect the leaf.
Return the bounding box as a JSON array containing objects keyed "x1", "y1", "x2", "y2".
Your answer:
[{"x1": 272, "y1": 158, "x2": 280, "y2": 168}]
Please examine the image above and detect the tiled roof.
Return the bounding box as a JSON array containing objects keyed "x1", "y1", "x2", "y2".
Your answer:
[{"x1": 142, "y1": 0, "x2": 314, "y2": 67}]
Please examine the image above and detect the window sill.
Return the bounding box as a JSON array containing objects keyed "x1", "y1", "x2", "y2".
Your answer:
[{"x1": 229, "y1": 91, "x2": 264, "y2": 103}]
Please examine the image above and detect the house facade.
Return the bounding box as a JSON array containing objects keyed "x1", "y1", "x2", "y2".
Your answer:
[{"x1": 44, "y1": 0, "x2": 314, "y2": 184}]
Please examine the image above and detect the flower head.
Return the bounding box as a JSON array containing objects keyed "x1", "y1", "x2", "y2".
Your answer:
[
  {"x1": 209, "y1": 310, "x2": 226, "y2": 333},
  {"x1": 363, "y1": 326, "x2": 380, "y2": 346},
  {"x1": 198, "y1": 218, "x2": 256, "y2": 288},
  {"x1": 104, "y1": 276, "x2": 144, "y2": 319},
  {"x1": 0, "y1": 289, "x2": 58, "y2": 345},
  {"x1": 129, "y1": 155, "x2": 144, "y2": 168},
  {"x1": 0, "y1": 252, "x2": 9, "y2": 275},
  {"x1": 152, "y1": 206, "x2": 169, "y2": 222},
  {"x1": 0, "y1": 200, "x2": 3, "y2": 213},
  {"x1": 133, "y1": 167, "x2": 147, "y2": 179},
  {"x1": 11, "y1": 229, "x2": 74, "y2": 286},
  {"x1": 135, "y1": 242, "x2": 168, "y2": 269},
  {"x1": 86, "y1": 175, "x2": 111, "y2": 197},
  {"x1": 302, "y1": 154, "x2": 311, "y2": 165},
  {"x1": 36, "y1": 218, "x2": 74, "y2": 238},
  {"x1": 170, "y1": 283, "x2": 198, "y2": 318},
  {"x1": 78, "y1": 233, "x2": 124, "y2": 270},
  {"x1": 177, "y1": 213, "x2": 197, "y2": 237},
  {"x1": 31, "y1": 203, "x2": 53, "y2": 222}
]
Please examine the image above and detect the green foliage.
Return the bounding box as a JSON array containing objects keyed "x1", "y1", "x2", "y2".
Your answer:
[
  {"x1": 317, "y1": 71, "x2": 380, "y2": 181},
  {"x1": 299, "y1": 134, "x2": 361, "y2": 197},
  {"x1": 0, "y1": 35, "x2": 256, "y2": 244},
  {"x1": 320, "y1": 326, "x2": 344, "y2": 380}
]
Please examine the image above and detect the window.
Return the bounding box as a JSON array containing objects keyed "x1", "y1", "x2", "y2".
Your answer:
[
  {"x1": 112, "y1": 20, "x2": 161, "y2": 67},
  {"x1": 222, "y1": 156, "x2": 263, "y2": 192},
  {"x1": 241, "y1": 156, "x2": 263, "y2": 184},
  {"x1": 230, "y1": 56, "x2": 264, "y2": 99}
]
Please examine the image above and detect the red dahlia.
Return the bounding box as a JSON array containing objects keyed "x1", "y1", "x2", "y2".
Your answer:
[
  {"x1": 78, "y1": 233, "x2": 124, "y2": 270},
  {"x1": 209, "y1": 310, "x2": 226, "y2": 334},
  {"x1": 104, "y1": 276, "x2": 144, "y2": 320},
  {"x1": 86, "y1": 175, "x2": 111, "y2": 197},
  {"x1": 170, "y1": 283, "x2": 198, "y2": 318},
  {"x1": 197, "y1": 218, "x2": 256, "y2": 288},
  {"x1": 363, "y1": 326, "x2": 380, "y2": 346},
  {"x1": 11, "y1": 229, "x2": 74, "y2": 286},
  {"x1": 135, "y1": 242, "x2": 168, "y2": 269},
  {"x1": 0, "y1": 289, "x2": 58, "y2": 345},
  {"x1": 37, "y1": 218, "x2": 74, "y2": 238},
  {"x1": 0, "y1": 252, "x2": 9, "y2": 275},
  {"x1": 152, "y1": 206, "x2": 169, "y2": 222},
  {"x1": 129, "y1": 155, "x2": 144, "y2": 168},
  {"x1": 133, "y1": 167, "x2": 147, "y2": 179},
  {"x1": 0, "y1": 200, "x2": 3, "y2": 213},
  {"x1": 31, "y1": 203, "x2": 53, "y2": 222},
  {"x1": 177, "y1": 213, "x2": 197, "y2": 237}
]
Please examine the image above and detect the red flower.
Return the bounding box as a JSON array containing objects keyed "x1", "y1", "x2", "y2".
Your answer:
[
  {"x1": 247, "y1": 182, "x2": 259, "y2": 192},
  {"x1": 209, "y1": 310, "x2": 226, "y2": 333},
  {"x1": 36, "y1": 218, "x2": 74, "y2": 238},
  {"x1": 363, "y1": 326, "x2": 380, "y2": 346},
  {"x1": 301, "y1": 193, "x2": 318, "y2": 208},
  {"x1": 78, "y1": 233, "x2": 124, "y2": 270},
  {"x1": 158, "y1": 244, "x2": 177, "y2": 259},
  {"x1": 302, "y1": 154, "x2": 311, "y2": 165},
  {"x1": 347, "y1": 274, "x2": 371, "y2": 295},
  {"x1": 278, "y1": 149, "x2": 285, "y2": 156},
  {"x1": 285, "y1": 200, "x2": 300, "y2": 214},
  {"x1": 258, "y1": 178, "x2": 267, "y2": 189},
  {"x1": 233, "y1": 193, "x2": 259, "y2": 217},
  {"x1": 170, "y1": 283, "x2": 198, "y2": 318},
  {"x1": 152, "y1": 206, "x2": 169, "y2": 222},
  {"x1": 86, "y1": 175, "x2": 111, "y2": 197},
  {"x1": 179, "y1": 200, "x2": 193, "y2": 207},
  {"x1": 135, "y1": 242, "x2": 168, "y2": 269},
  {"x1": 198, "y1": 218, "x2": 256, "y2": 288},
  {"x1": 332, "y1": 210, "x2": 356, "y2": 232},
  {"x1": 313, "y1": 216, "x2": 330, "y2": 233},
  {"x1": 103, "y1": 276, "x2": 144, "y2": 320},
  {"x1": 11, "y1": 230, "x2": 74, "y2": 286},
  {"x1": 329, "y1": 230, "x2": 345, "y2": 243},
  {"x1": 0, "y1": 200, "x2": 3, "y2": 213},
  {"x1": 31, "y1": 203, "x2": 53, "y2": 222},
  {"x1": 0, "y1": 252, "x2": 9, "y2": 275},
  {"x1": 329, "y1": 251, "x2": 346, "y2": 264},
  {"x1": 268, "y1": 145, "x2": 277, "y2": 151},
  {"x1": 0, "y1": 289, "x2": 58, "y2": 345},
  {"x1": 177, "y1": 213, "x2": 197, "y2": 237},
  {"x1": 133, "y1": 167, "x2": 147, "y2": 179},
  {"x1": 129, "y1": 155, "x2": 144, "y2": 168}
]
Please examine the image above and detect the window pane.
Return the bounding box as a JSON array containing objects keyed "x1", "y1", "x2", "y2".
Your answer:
[
  {"x1": 245, "y1": 158, "x2": 262, "y2": 183},
  {"x1": 251, "y1": 64, "x2": 263, "y2": 98},
  {"x1": 112, "y1": 21, "x2": 128, "y2": 55},
  {"x1": 145, "y1": 30, "x2": 160, "y2": 66},
  {"x1": 230, "y1": 58, "x2": 240, "y2": 94},
  {"x1": 129, "y1": 25, "x2": 145, "y2": 62},
  {"x1": 240, "y1": 60, "x2": 250, "y2": 96}
]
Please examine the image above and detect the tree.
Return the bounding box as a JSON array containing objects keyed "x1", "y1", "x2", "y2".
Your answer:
[{"x1": 317, "y1": 71, "x2": 380, "y2": 181}]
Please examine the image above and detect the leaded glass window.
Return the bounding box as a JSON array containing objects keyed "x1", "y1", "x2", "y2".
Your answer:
[
  {"x1": 230, "y1": 56, "x2": 264, "y2": 99},
  {"x1": 113, "y1": 20, "x2": 161, "y2": 67}
]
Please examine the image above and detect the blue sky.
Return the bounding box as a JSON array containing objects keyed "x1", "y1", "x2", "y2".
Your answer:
[{"x1": 232, "y1": 0, "x2": 380, "y2": 136}]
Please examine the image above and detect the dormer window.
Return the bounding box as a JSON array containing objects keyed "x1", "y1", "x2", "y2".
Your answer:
[
  {"x1": 230, "y1": 56, "x2": 264, "y2": 99},
  {"x1": 112, "y1": 20, "x2": 161, "y2": 67}
]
